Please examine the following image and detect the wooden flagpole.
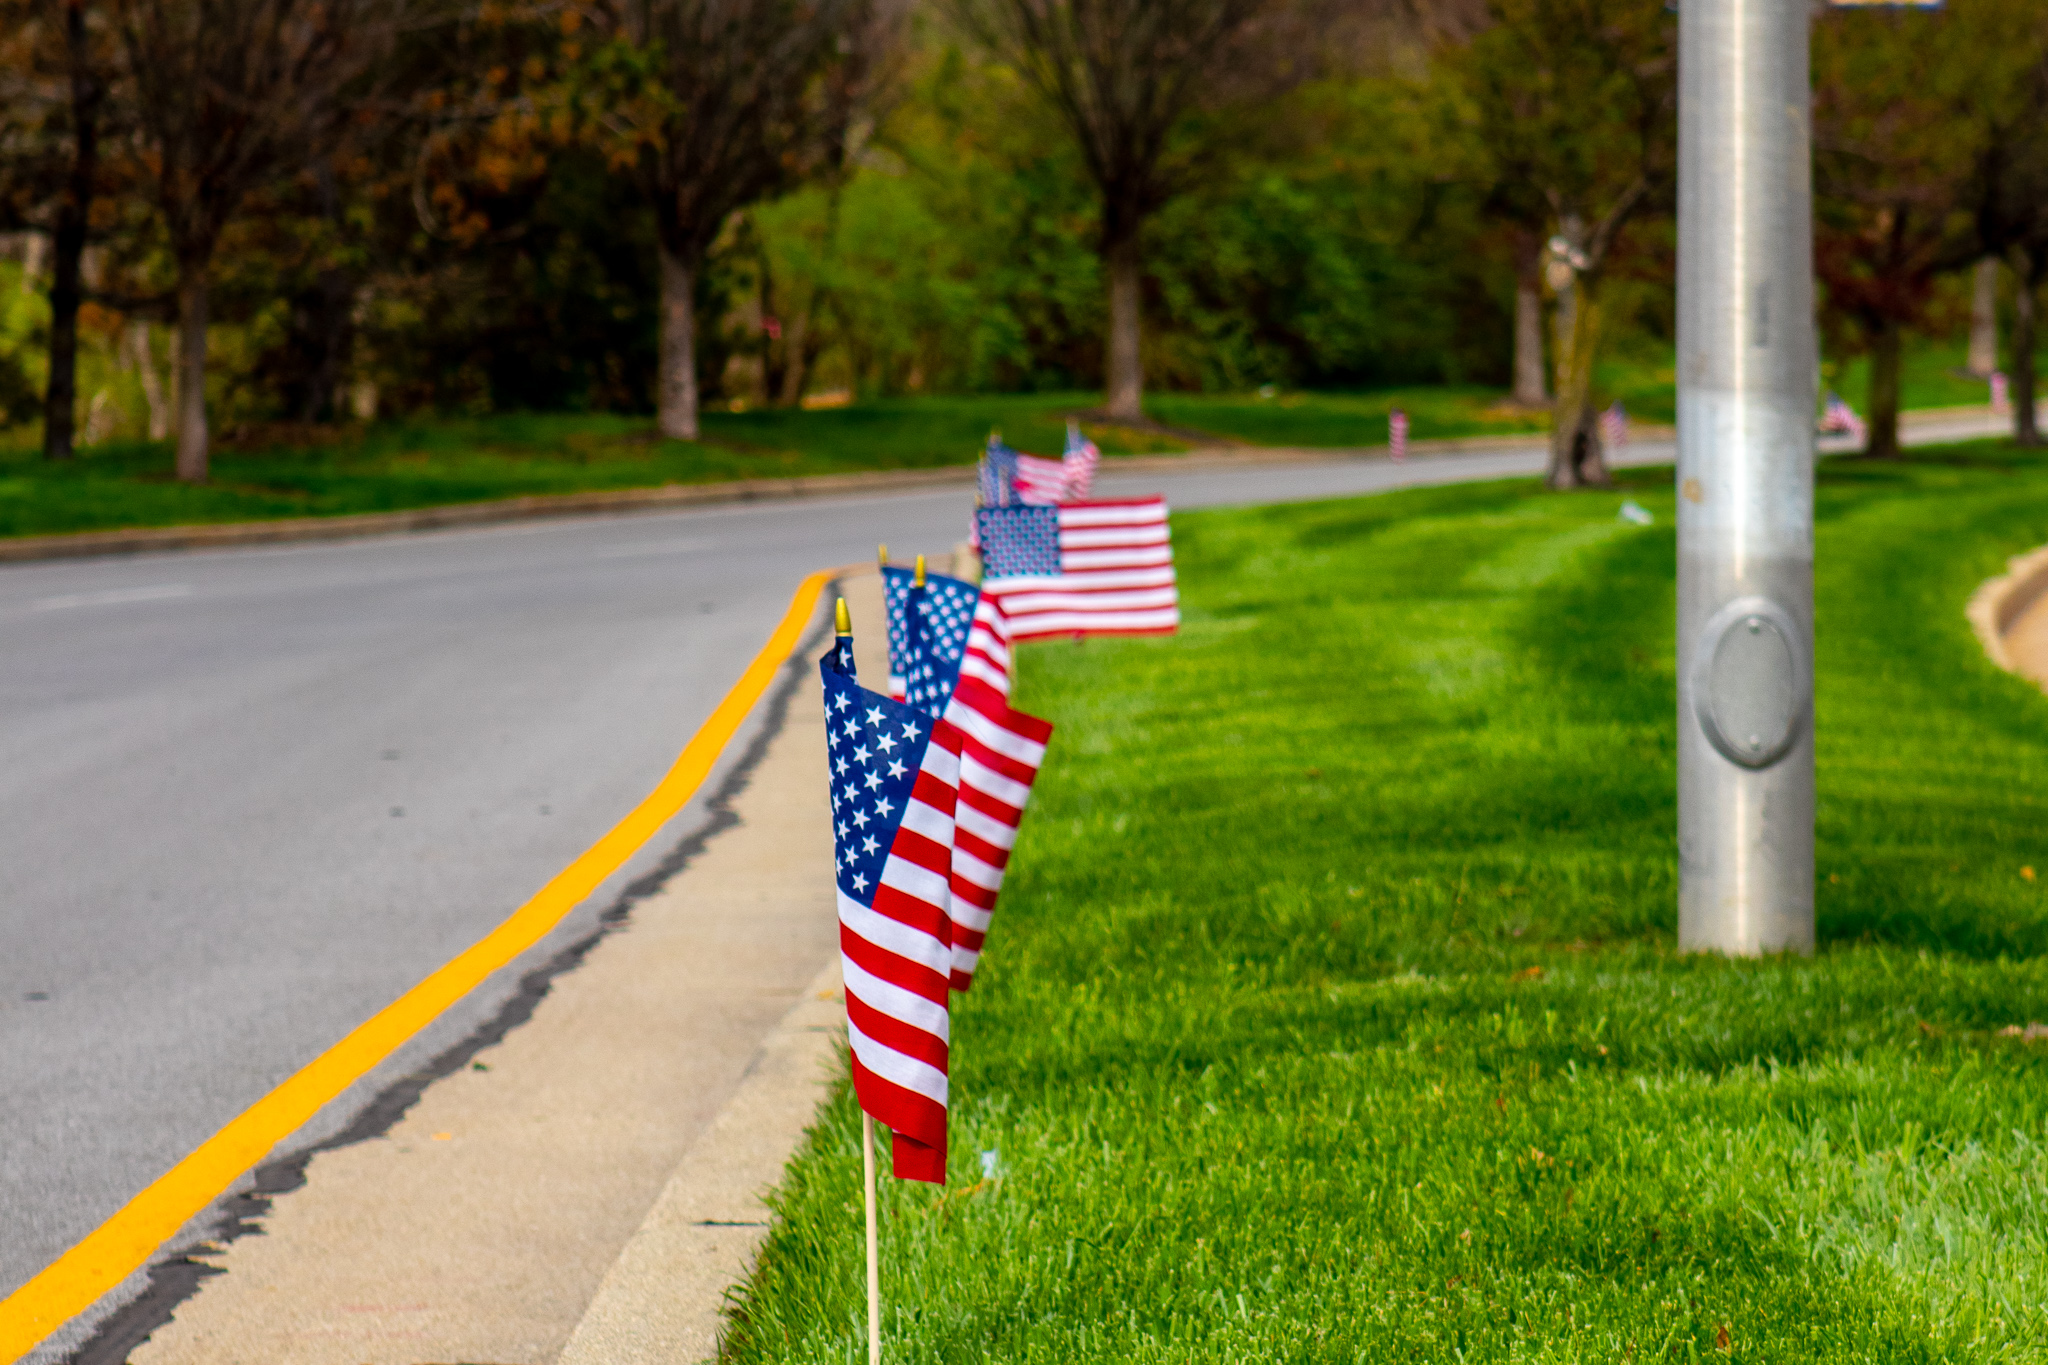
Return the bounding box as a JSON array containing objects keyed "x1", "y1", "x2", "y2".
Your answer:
[{"x1": 862, "y1": 1112, "x2": 881, "y2": 1364}]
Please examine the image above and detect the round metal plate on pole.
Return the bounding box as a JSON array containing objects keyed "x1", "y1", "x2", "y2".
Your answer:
[{"x1": 1675, "y1": 0, "x2": 1817, "y2": 955}]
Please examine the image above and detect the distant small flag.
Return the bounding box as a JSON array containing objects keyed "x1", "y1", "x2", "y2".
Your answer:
[
  {"x1": 1011, "y1": 424, "x2": 1099, "y2": 505},
  {"x1": 822, "y1": 627, "x2": 963, "y2": 1184},
  {"x1": 1993, "y1": 371, "x2": 2010, "y2": 415},
  {"x1": 1389, "y1": 408, "x2": 1409, "y2": 462},
  {"x1": 979, "y1": 436, "x2": 1019, "y2": 507},
  {"x1": 1599, "y1": 400, "x2": 1629, "y2": 449},
  {"x1": 1063, "y1": 421, "x2": 1100, "y2": 497},
  {"x1": 883, "y1": 564, "x2": 979, "y2": 708},
  {"x1": 1820, "y1": 391, "x2": 1867, "y2": 444},
  {"x1": 977, "y1": 498, "x2": 1178, "y2": 641}
]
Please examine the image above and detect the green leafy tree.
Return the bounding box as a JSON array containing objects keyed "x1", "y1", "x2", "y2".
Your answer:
[{"x1": 944, "y1": 0, "x2": 1343, "y2": 422}]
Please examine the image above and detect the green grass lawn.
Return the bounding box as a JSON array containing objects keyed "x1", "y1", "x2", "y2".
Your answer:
[
  {"x1": 729, "y1": 440, "x2": 2048, "y2": 1362},
  {"x1": 0, "y1": 395, "x2": 1194, "y2": 539},
  {"x1": 1148, "y1": 385, "x2": 1553, "y2": 447}
]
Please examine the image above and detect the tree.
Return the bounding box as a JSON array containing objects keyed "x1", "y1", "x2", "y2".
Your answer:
[
  {"x1": 1965, "y1": 11, "x2": 2048, "y2": 445},
  {"x1": 1811, "y1": 3, "x2": 2030, "y2": 459},
  {"x1": 112, "y1": 0, "x2": 397, "y2": 480},
  {"x1": 573, "y1": 0, "x2": 904, "y2": 440},
  {"x1": 0, "y1": 0, "x2": 117, "y2": 461},
  {"x1": 946, "y1": 0, "x2": 1333, "y2": 423},
  {"x1": 1437, "y1": 0, "x2": 1674, "y2": 489}
]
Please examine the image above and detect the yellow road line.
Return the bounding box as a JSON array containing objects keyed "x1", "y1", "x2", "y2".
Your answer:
[{"x1": 0, "y1": 569, "x2": 836, "y2": 1364}]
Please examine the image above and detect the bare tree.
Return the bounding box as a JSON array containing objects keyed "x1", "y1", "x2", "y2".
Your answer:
[
  {"x1": 111, "y1": 0, "x2": 396, "y2": 480},
  {"x1": 947, "y1": 0, "x2": 1329, "y2": 423},
  {"x1": 1439, "y1": 0, "x2": 1674, "y2": 490},
  {"x1": 575, "y1": 0, "x2": 903, "y2": 440}
]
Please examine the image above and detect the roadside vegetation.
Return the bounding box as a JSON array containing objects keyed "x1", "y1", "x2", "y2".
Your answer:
[
  {"x1": 727, "y1": 439, "x2": 2048, "y2": 1361},
  {"x1": 0, "y1": 335, "x2": 2017, "y2": 540},
  {"x1": 5, "y1": 2, "x2": 2045, "y2": 489}
]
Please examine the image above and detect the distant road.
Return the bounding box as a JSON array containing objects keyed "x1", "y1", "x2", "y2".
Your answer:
[{"x1": 0, "y1": 409, "x2": 2006, "y2": 1352}]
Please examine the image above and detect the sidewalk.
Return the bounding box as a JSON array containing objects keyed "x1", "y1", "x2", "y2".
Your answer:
[{"x1": 119, "y1": 574, "x2": 889, "y2": 1365}]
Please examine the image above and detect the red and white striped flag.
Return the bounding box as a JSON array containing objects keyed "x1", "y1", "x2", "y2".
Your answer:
[
  {"x1": 940, "y1": 598, "x2": 1050, "y2": 990},
  {"x1": 1389, "y1": 408, "x2": 1409, "y2": 462},
  {"x1": 1012, "y1": 422, "x2": 1101, "y2": 504},
  {"x1": 822, "y1": 633, "x2": 963, "y2": 1183},
  {"x1": 882, "y1": 572, "x2": 1053, "y2": 992},
  {"x1": 976, "y1": 498, "x2": 1179, "y2": 642},
  {"x1": 1598, "y1": 400, "x2": 1629, "y2": 449},
  {"x1": 1820, "y1": 392, "x2": 1867, "y2": 443}
]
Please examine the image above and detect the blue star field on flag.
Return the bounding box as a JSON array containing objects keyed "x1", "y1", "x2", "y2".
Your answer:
[
  {"x1": 979, "y1": 437, "x2": 1020, "y2": 506},
  {"x1": 822, "y1": 658, "x2": 941, "y2": 904},
  {"x1": 975, "y1": 505, "x2": 1062, "y2": 578},
  {"x1": 882, "y1": 565, "x2": 981, "y2": 720}
]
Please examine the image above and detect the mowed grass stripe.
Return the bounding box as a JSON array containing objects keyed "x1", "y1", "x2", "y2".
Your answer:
[{"x1": 729, "y1": 446, "x2": 2048, "y2": 1362}]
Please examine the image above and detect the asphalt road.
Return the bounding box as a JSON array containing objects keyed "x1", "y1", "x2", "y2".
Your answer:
[{"x1": 0, "y1": 416, "x2": 2002, "y2": 1351}]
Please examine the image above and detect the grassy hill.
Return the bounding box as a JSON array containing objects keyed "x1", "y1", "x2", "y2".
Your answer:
[{"x1": 728, "y1": 439, "x2": 2048, "y2": 1362}]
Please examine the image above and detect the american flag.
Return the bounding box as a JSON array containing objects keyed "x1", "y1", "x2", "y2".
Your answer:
[
  {"x1": 1009, "y1": 424, "x2": 1100, "y2": 505},
  {"x1": 979, "y1": 436, "x2": 1019, "y2": 506},
  {"x1": 883, "y1": 568, "x2": 1053, "y2": 991},
  {"x1": 1820, "y1": 391, "x2": 1867, "y2": 443},
  {"x1": 822, "y1": 629, "x2": 963, "y2": 1184},
  {"x1": 1993, "y1": 371, "x2": 2010, "y2": 415},
  {"x1": 976, "y1": 497, "x2": 1179, "y2": 642},
  {"x1": 1598, "y1": 400, "x2": 1629, "y2": 449},
  {"x1": 1388, "y1": 408, "x2": 1409, "y2": 462},
  {"x1": 882, "y1": 564, "x2": 979, "y2": 705}
]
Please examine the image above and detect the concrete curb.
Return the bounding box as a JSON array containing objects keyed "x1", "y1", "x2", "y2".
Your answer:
[
  {"x1": 554, "y1": 962, "x2": 847, "y2": 1365},
  {"x1": 1969, "y1": 542, "x2": 2048, "y2": 675}
]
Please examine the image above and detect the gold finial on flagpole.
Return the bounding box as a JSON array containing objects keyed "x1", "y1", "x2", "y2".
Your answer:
[
  {"x1": 878, "y1": 543, "x2": 889, "y2": 567},
  {"x1": 914, "y1": 554, "x2": 926, "y2": 587},
  {"x1": 835, "y1": 597, "x2": 852, "y2": 636}
]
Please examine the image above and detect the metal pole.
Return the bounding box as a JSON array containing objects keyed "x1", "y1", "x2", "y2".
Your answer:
[{"x1": 1676, "y1": 0, "x2": 1817, "y2": 955}]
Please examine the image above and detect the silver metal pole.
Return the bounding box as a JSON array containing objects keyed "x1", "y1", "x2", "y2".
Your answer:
[{"x1": 1676, "y1": 0, "x2": 1816, "y2": 955}]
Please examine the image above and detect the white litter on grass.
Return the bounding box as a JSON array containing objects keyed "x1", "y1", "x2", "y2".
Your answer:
[
  {"x1": 1619, "y1": 501, "x2": 1654, "y2": 526},
  {"x1": 980, "y1": 1149, "x2": 1000, "y2": 1178}
]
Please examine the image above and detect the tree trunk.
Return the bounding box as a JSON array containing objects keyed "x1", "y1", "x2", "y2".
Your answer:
[
  {"x1": 2014, "y1": 263, "x2": 2039, "y2": 447},
  {"x1": 44, "y1": 225, "x2": 82, "y2": 461},
  {"x1": 1512, "y1": 243, "x2": 1548, "y2": 407},
  {"x1": 1104, "y1": 234, "x2": 1142, "y2": 423},
  {"x1": 657, "y1": 243, "x2": 700, "y2": 440},
  {"x1": 176, "y1": 270, "x2": 210, "y2": 482},
  {"x1": 42, "y1": 0, "x2": 102, "y2": 462},
  {"x1": 127, "y1": 321, "x2": 171, "y2": 441},
  {"x1": 1865, "y1": 318, "x2": 1902, "y2": 459},
  {"x1": 1967, "y1": 256, "x2": 1999, "y2": 378},
  {"x1": 777, "y1": 304, "x2": 810, "y2": 408},
  {"x1": 1547, "y1": 280, "x2": 1608, "y2": 489}
]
